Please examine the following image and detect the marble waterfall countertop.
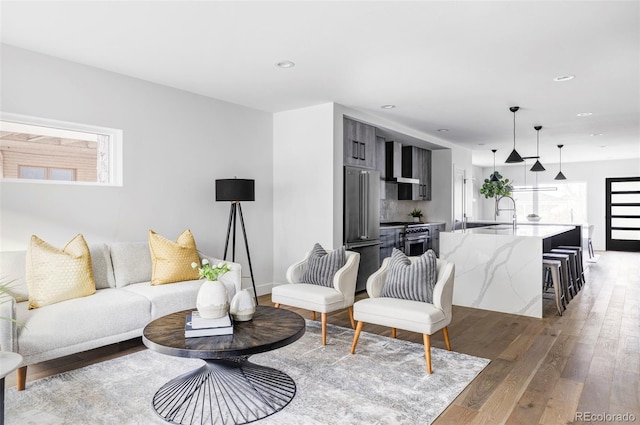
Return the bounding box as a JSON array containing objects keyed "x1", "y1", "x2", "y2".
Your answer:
[
  {"x1": 440, "y1": 224, "x2": 578, "y2": 318},
  {"x1": 451, "y1": 224, "x2": 576, "y2": 238}
]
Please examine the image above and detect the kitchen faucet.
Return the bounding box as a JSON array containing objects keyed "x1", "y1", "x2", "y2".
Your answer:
[{"x1": 496, "y1": 195, "x2": 517, "y2": 231}]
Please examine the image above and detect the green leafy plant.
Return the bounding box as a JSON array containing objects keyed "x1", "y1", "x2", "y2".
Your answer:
[
  {"x1": 0, "y1": 278, "x2": 24, "y2": 326},
  {"x1": 480, "y1": 172, "x2": 513, "y2": 199},
  {"x1": 191, "y1": 259, "x2": 231, "y2": 281},
  {"x1": 409, "y1": 208, "x2": 423, "y2": 218}
]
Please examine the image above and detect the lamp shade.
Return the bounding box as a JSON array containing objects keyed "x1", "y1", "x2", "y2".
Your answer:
[
  {"x1": 216, "y1": 179, "x2": 255, "y2": 202},
  {"x1": 505, "y1": 149, "x2": 524, "y2": 163},
  {"x1": 530, "y1": 160, "x2": 546, "y2": 172},
  {"x1": 554, "y1": 171, "x2": 567, "y2": 180}
]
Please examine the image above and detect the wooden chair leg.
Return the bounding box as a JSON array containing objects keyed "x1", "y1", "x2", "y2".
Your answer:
[
  {"x1": 423, "y1": 334, "x2": 432, "y2": 374},
  {"x1": 274, "y1": 303, "x2": 280, "y2": 308},
  {"x1": 17, "y1": 365, "x2": 27, "y2": 391},
  {"x1": 311, "y1": 311, "x2": 316, "y2": 321},
  {"x1": 321, "y1": 312, "x2": 327, "y2": 345},
  {"x1": 442, "y1": 327, "x2": 451, "y2": 351},
  {"x1": 391, "y1": 328, "x2": 397, "y2": 338},
  {"x1": 350, "y1": 321, "x2": 364, "y2": 354},
  {"x1": 348, "y1": 307, "x2": 355, "y2": 329}
]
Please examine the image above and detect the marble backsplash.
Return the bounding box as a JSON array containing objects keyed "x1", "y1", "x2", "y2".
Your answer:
[{"x1": 380, "y1": 199, "x2": 431, "y2": 223}]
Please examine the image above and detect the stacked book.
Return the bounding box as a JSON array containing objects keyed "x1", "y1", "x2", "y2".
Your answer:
[{"x1": 185, "y1": 311, "x2": 233, "y2": 337}]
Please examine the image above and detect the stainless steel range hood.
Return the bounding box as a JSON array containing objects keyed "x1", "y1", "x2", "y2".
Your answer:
[{"x1": 385, "y1": 141, "x2": 420, "y2": 184}]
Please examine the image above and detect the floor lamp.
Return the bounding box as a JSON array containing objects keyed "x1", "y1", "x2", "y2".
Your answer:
[{"x1": 216, "y1": 178, "x2": 258, "y2": 305}]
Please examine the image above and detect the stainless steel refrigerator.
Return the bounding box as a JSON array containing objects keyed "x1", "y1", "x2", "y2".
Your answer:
[{"x1": 344, "y1": 166, "x2": 381, "y2": 292}]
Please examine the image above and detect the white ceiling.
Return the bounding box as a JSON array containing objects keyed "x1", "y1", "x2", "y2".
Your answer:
[{"x1": 1, "y1": 1, "x2": 639, "y2": 168}]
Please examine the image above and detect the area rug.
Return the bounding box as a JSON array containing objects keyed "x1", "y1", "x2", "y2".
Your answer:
[{"x1": 5, "y1": 321, "x2": 489, "y2": 425}]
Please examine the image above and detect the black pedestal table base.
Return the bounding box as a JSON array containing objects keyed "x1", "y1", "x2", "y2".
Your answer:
[{"x1": 152, "y1": 357, "x2": 296, "y2": 425}]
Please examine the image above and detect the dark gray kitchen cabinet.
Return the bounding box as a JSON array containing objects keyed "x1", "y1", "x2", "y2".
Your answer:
[
  {"x1": 428, "y1": 222, "x2": 446, "y2": 257},
  {"x1": 380, "y1": 226, "x2": 404, "y2": 263},
  {"x1": 344, "y1": 117, "x2": 376, "y2": 169},
  {"x1": 399, "y1": 146, "x2": 431, "y2": 200}
]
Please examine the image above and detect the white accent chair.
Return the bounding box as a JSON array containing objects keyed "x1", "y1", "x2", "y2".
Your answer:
[
  {"x1": 272, "y1": 250, "x2": 360, "y2": 345},
  {"x1": 350, "y1": 257, "x2": 455, "y2": 374}
]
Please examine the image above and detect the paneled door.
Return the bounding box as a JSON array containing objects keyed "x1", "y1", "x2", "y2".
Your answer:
[
  {"x1": 453, "y1": 168, "x2": 466, "y2": 230},
  {"x1": 606, "y1": 177, "x2": 640, "y2": 252}
]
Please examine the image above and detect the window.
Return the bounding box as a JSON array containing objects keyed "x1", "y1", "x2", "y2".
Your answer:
[
  {"x1": 513, "y1": 182, "x2": 588, "y2": 224},
  {"x1": 0, "y1": 113, "x2": 122, "y2": 186},
  {"x1": 19, "y1": 166, "x2": 75, "y2": 181}
]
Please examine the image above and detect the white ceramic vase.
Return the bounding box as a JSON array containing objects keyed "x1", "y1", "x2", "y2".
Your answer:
[
  {"x1": 230, "y1": 290, "x2": 256, "y2": 321},
  {"x1": 196, "y1": 280, "x2": 229, "y2": 319}
]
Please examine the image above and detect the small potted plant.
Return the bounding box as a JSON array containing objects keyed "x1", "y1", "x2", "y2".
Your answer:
[{"x1": 409, "y1": 208, "x2": 423, "y2": 223}]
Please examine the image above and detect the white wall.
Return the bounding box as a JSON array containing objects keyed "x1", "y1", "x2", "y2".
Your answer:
[
  {"x1": 272, "y1": 103, "x2": 337, "y2": 286},
  {"x1": 0, "y1": 45, "x2": 274, "y2": 291},
  {"x1": 475, "y1": 158, "x2": 640, "y2": 251}
]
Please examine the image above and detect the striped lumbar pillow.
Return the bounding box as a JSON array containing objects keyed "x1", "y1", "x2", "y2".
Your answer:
[
  {"x1": 300, "y1": 243, "x2": 346, "y2": 287},
  {"x1": 382, "y1": 248, "x2": 437, "y2": 303}
]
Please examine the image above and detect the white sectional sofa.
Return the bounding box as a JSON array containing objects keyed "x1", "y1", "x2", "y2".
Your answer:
[{"x1": 0, "y1": 241, "x2": 241, "y2": 390}]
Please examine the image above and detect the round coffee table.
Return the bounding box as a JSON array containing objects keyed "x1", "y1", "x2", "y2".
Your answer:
[{"x1": 142, "y1": 305, "x2": 305, "y2": 425}]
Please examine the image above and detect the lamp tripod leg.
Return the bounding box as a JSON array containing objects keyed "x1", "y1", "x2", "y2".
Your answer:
[
  {"x1": 237, "y1": 203, "x2": 259, "y2": 306},
  {"x1": 223, "y1": 203, "x2": 235, "y2": 260}
]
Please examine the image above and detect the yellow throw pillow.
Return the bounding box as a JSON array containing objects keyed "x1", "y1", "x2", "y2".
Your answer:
[
  {"x1": 148, "y1": 229, "x2": 200, "y2": 285},
  {"x1": 26, "y1": 234, "x2": 97, "y2": 309}
]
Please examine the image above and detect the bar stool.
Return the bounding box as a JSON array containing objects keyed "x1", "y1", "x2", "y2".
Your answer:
[
  {"x1": 587, "y1": 225, "x2": 595, "y2": 258},
  {"x1": 551, "y1": 248, "x2": 582, "y2": 292},
  {"x1": 543, "y1": 253, "x2": 574, "y2": 300},
  {"x1": 543, "y1": 259, "x2": 565, "y2": 316},
  {"x1": 558, "y1": 245, "x2": 586, "y2": 287}
]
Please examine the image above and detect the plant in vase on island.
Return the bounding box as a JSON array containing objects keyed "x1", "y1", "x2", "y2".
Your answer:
[{"x1": 480, "y1": 171, "x2": 516, "y2": 221}]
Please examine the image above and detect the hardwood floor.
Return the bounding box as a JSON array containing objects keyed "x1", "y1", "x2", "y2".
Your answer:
[{"x1": 7, "y1": 251, "x2": 639, "y2": 424}]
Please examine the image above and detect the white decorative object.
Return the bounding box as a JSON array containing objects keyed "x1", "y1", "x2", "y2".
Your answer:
[
  {"x1": 223, "y1": 281, "x2": 236, "y2": 305},
  {"x1": 230, "y1": 290, "x2": 256, "y2": 321},
  {"x1": 196, "y1": 280, "x2": 229, "y2": 319}
]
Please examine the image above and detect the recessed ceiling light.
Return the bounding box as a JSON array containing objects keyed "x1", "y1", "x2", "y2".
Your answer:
[
  {"x1": 276, "y1": 60, "x2": 295, "y2": 68},
  {"x1": 553, "y1": 75, "x2": 575, "y2": 82},
  {"x1": 478, "y1": 143, "x2": 485, "y2": 146},
  {"x1": 591, "y1": 133, "x2": 603, "y2": 136},
  {"x1": 437, "y1": 129, "x2": 449, "y2": 132},
  {"x1": 380, "y1": 105, "x2": 396, "y2": 109},
  {"x1": 577, "y1": 112, "x2": 592, "y2": 117},
  {"x1": 600, "y1": 145, "x2": 608, "y2": 148}
]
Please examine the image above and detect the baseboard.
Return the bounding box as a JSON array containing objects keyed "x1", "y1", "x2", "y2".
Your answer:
[{"x1": 240, "y1": 279, "x2": 273, "y2": 297}]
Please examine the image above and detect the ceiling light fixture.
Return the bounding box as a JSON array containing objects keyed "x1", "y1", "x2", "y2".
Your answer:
[
  {"x1": 577, "y1": 112, "x2": 592, "y2": 117},
  {"x1": 276, "y1": 60, "x2": 295, "y2": 68},
  {"x1": 553, "y1": 75, "x2": 575, "y2": 82},
  {"x1": 530, "y1": 125, "x2": 546, "y2": 172},
  {"x1": 505, "y1": 106, "x2": 524, "y2": 163},
  {"x1": 437, "y1": 129, "x2": 449, "y2": 132},
  {"x1": 590, "y1": 133, "x2": 603, "y2": 137},
  {"x1": 380, "y1": 104, "x2": 396, "y2": 109},
  {"x1": 490, "y1": 149, "x2": 499, "y2": 182},
  {"x1": 554, "y1": 144, "x2": 567, "y2": 180}
]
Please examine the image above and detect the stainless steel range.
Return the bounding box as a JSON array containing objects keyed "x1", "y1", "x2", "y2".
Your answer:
[
  {"x1": 379, "y1": 222, "x2": 433, "y2": 263},
  {"x1": 403, "y1": 223, "x2": 432, "y2": 256}
]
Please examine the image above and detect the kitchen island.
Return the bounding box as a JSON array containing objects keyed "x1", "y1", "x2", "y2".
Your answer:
[{"x1": 440, "y1": 224, "x2": 579, "y2": 318}]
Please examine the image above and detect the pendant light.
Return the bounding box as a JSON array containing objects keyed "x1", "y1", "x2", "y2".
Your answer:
[
  {"x1": 490, "y1": 149, "x2": 499, "y2": 182},
  {"x1": 554, "y1": 144, "x2": 567, "y2": 180},
  {"x1": 530, "y1": 125, "x2": 546, "y2": 172},
  {"x1": 505, "y1": 106, "x2": 524, "y2": 163}
]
